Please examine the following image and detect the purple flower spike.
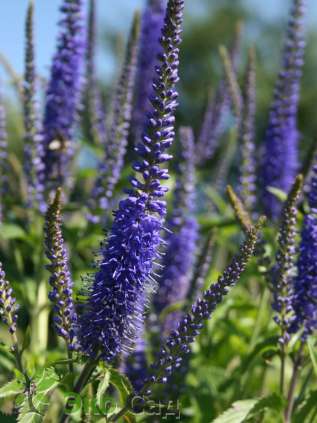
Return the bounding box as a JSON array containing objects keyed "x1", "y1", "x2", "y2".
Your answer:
[
  {"x1": 42, "y1": 0, "x2": 85, "y2": 192},
  {"x1": 154, "y1": 127, "x2": 198, "y2": 336},
  {"x1": 88, "y1": 13, "x2": 140, "y2": 221},
  {"x1": 292, "y1": 165, "x2": 317, "y2": 338},
  {"x1": 270, "y1": 175, "x2": 303, "y2": 345},
  {"x1": 0, "y1": 262, "x2": 18, "y2": 336},
  {"x1": 0, "y1": 95, "x2": 8, "y2": 223},
  {"x1": 132, "y1": 0, "x2": 165, "y2": 143},
  {"x1": 240, "y1": 48, "x2": 257, "y2": 212},
  {"x1": 260, "y1": 0, "x2": 306, "y2": 219},
  {"x1": 23, "y1": 1, "x2": 45, "y2": 211},
  {"x1": 44, "y1": 188, "x2": 78, "y2": 350},
  {"x1": 80, "y1": 0, "x2": 185, "y2": 362}
]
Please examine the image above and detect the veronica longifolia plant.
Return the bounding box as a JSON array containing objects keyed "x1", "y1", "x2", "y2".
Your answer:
[{"x1": 80, "y1": 0, "x2": 185, "y2": 362}]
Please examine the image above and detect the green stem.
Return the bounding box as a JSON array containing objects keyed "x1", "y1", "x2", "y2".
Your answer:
[
  {"x1": 280, "y1": 343, "x2": 285, "y2": 396},
  {"x1": 284, "y1": 342, "x2": 304, "y2": 423}
]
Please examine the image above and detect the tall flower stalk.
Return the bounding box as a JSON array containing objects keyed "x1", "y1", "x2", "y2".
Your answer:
[
  {"x1": 292, "y1": 161, "x2": 317, "y2": 338},
  {"x1": 260, "y1": 0, "x2": 306, "y2": 219},
  {"x1": 88, "y1": 13, "x2": 140, "y2": 222},
  {"x1": 132, "y1": 0, "x2": 165, "y2": 143},
  {"x1": 23, "y1": 0, "x2": 45, "y2": 210},
  {"x1": 270, "y1": 175, "x2": 303, "y2": 394},
  {"x1": 44, "y1": 188, "x2": 78, "y2": 351},
  {"x1": 240, "y1": 48, "x2": 257, "y2": 212},
  {"x1": 42, "y1": 0, "x2": 85, "y2": 192},
  {"x1": 80, "y1": 0, "x2": 185, "y2": 363}
]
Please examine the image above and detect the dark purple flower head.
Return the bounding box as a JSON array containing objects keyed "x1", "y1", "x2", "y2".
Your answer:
[
  {"x1": 260, "y1": 0, "x2": 306, "y2": 219},
  {"x1": 44, "y1": 188, "x2": 78, "y2": 349},
  {"x1": 80, "y1": 0, "x2": 185, "y2": 362},
  {"x1": 270, "y1": 175, "x2": 303, "y2": 345},
  {"x1": 141, "y1": 220, "x2": 262, "y2": 393},
  {"x1": 88, "y1": 13, "x2": 140, "y2": 221},
  {"x1": 0, "y1": 262, "x2": 18, "y2": 336},
  {"x1": 0, "y1": 94, "x2": 8, "y2": 222},
  {"x1": 239, "y1": 48, "x2": 257, "y2": 212},
  {"x1": 42, "y1": 0, "x2": 85, "y2": 191},
  {"x1": 292, "y1": 165, "x2": 317, "y2": 337},
  {"x1": 132, "y1": 0, "x2": 165, "y2": 142}
]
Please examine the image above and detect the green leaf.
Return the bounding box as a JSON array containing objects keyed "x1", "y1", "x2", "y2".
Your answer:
[
  {"x1": 0, "y1": 224, "x2": 26, "y2": 240},
  {"x1": 212, "y1": 399, "x2": 258, "y2": 423},
  {"x1": 109, "y1": 368, "x2": 133, "y2": 405},
  {"x1": 18, "y1": 413, "x2": 42, "y2": 423},
  {"x1": 212, "y1": 395, "x2": 284, "y2": 423},
  {"x1": 96, "y1": 370, "x2": 111, "y2": 410},
  {"x1": 266, "y1": 187, "x2": 287, "y2": 202},
  {"x1": 109, "y1": 369, "x2": 136, "y2": 422},
  {"x1": 0, "y1": 379, "x2": 24, "y2": 398},
  {"x1": 17, "y1": 368, "x2": 59, "y2": 421},
  {"x1": 307, "y1": 338, "x2": 317, "y2": 378},
  {"x1": 246, "y1": 393, "x2": 284, "y2": 418}
]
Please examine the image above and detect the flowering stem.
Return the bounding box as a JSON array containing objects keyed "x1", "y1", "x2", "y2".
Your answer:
[
  {"x1": 280, "y1": 343, "x2": 286, "y2": 395},
  {"x1": 284, "y1": 341, "x2": 305, "y2": 423}
]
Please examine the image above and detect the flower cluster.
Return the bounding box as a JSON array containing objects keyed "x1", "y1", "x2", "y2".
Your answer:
[
  {"x1": 0, "y1": 262, "x2": 18, "y2": 336},
  {"x1": 80, "y1": 0, "x2": 185, "y2": 363},
  {"x1": 239, "y1": 48, "x2": 257, "y2": 212},
  {"x1": 260, "y1": 0, "x2": 306, "y2": 219},
  {"x1": 44, "y1": 188, "x2": 78, "y2": 349},
  {"x1": 292, "y1": 164, "x2": 317, "y2": 338},
  {"x1": 270, "y1": 175, "x2": 303, "y2": 344},
  {"x1": 88, "y1": 13, "x2": 140, "y2": 221},
  {"x1": 42, "y1": 0, "x2": 85, "y2": 191}
]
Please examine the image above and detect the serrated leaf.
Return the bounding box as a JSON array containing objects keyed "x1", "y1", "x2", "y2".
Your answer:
[
  {"x1": 0, "y1": 379, "x2": 24, "y2": 398},
  {"x1": 212, "y1": 399, "x2": 258, "y2": 422},
  {"x1": 246, "y1": 393, "x2": 284, "y2": 418},
  {"x1": 17, "y1": 368, "x2": 59, "y2": 421},
  {"x1": 18, "y1": 412, "x2": 42, "y2": 423},
  {"x1": 97, "y1": 370, "x2": 110, "y2": 410}
]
